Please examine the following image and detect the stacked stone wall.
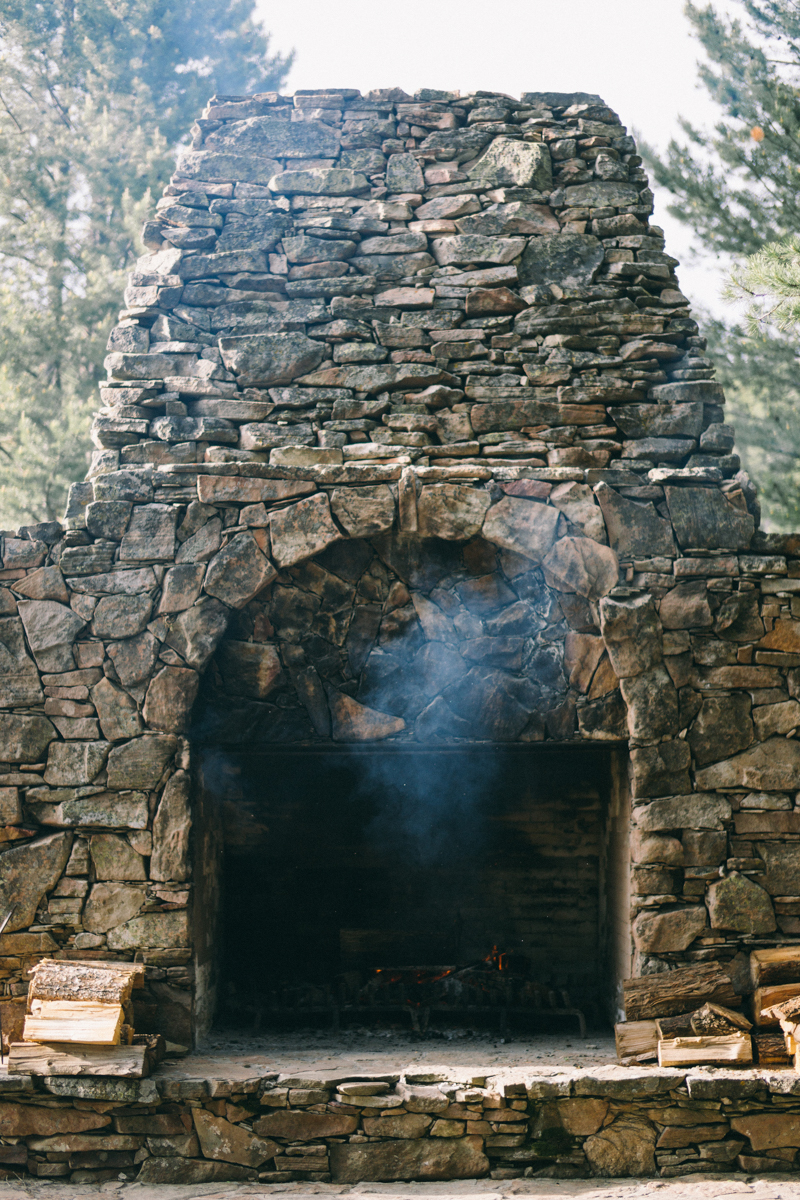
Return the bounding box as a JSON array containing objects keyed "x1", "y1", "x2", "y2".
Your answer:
[{"x1": 0, "y1": 87, "x2": 798, "y2": 1064}]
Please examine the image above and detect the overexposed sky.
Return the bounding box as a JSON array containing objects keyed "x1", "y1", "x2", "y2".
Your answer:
[{"x1": 256, "y1": 0, "x2": 746, "y2": 318}]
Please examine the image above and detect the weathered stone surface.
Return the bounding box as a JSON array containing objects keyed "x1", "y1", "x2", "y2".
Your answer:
[
  {"x1": 143, "y1": 666, "x2": 200, "y2": 733},
  {"x1": 13, "y1": 565, "x2": 69, "y2": 601},
  {"x1": 92, "y1": 593, "x2": 152, "y2": 639},
  {"x1": 178, "y1": 148, "x2": 282, "y2": 184},
  {"x1": 659, "y1": 580, "x2": 712, "y2": 629},
  {"x1": 120, "y1": 504, "x2": 177, "y2": 562},
  {"x1": 362, "y1": 1113, "x2": 433, "y2": 1138},
  {"x1": 600, "y1": 594, "x2": 662, "y2": 678},
  {"x1": 29, "y1": 790, "x2": 149, "y2": 828},
  {"x1": 150, "y1": 771, "x2": 191, "y2": 882},
  {"x1": 90, "y1": 833, "x2": 146, "y2": 881},
  {"x1": 730, "y1": 1113, "x2": 800, "y2": 1150},
  {"x1": 755, "y1": 843, "x2": 800, "y2": 896},
  {"x1": 620, "y1": 666, "x2": 679, "y2": 741},
  {"x1": 193, "y1": 1109, "x2": 278, "y2": 1167},
  {"x1": 550, "y1": 482, "x2": 606, "y2": 542},
  {"x1": 518, "y1": 232, "x2": 604, "y2": 287},
  {"x1": 688, "y1": 695, "x2": 753, "y2": 767},
  {"x1": 0, "y1": 831, "x2": 72, "y2": 930},
  {"x1": 330, "y1": 485, "x2": 396, "y2": 537},
  {"x1": 565, "y1": 181, "x2": 640, "y2": 207},
  {"x1": 695, "y1": 737, "x2": 800, "y2": 791},
  {"x1": 467, "y1": 138, "x2": 551, "y2": 189},
  {"x1": 298, "y1": 363, "x2": 443, "y2": 393},
  {"x1": 175, "y1": 518, "x2": 222, "y2": 564},
  {"x1": 216, "y1": 641, "x2": 281, "y2": 699},
  {"x1": 0, "y1": 712, "x2": 55, "y2": 762},
  {"x1": 665, "y1": 486, "x2": 754, "y2": 550},
  {"x1": 83, "y1": 882, "x2": 146, "y2": 932},
  {"x1": 0, "y1": 1101, "x2": 110, "y2": 1136},
  {"x1": 17, "y1": 599, "x2": 83, "y2": 672},
  {"x1": 633, "y1": 906, "x2": 707, "y2": 952},
  {"x1": 204, "y1": 116, "x2": 340, "y2": 159},
  {"x1": 595, "y1": 484, "x2": 675, "y2": 558},
  {"x1": 482, "y1": 496, "x2": 561, "y2": 561},
  {"x1": 106, "y1": 734, "x2": 177, "y2": 789},
  {"x1": 164, "y1": 597, "x2": 228, "y2": 670},
  {"x1": 270, "y1": 493, "x2": 342, "y2": 568},
  {"x1": 707, "y1": 872, "x2": 776, "y2": 933},
  {"x1": 158, "y1": 564, "x2": 206, "y2": 613},
  {"x1": 254, "y1": 1110, "x2": 357, "y2": 1139},
  {"x1": 558, "y1": 1098, "x2": 609, "y2": 1136},
  {"x1": 107, "y1": 630, "x2": 159, "y2": 687},
  {"x1": 543, "y1": 536, "x2": 618, "y2": 599},
  {"x1": 0, "y1": 617, "x2": 44, "y2": 706},
  {"x1": 457, "y1": 202, "x2": 560, "y2": 237},
  {"x1": 634, "y1": 793, "x2": 732, "y2": 831},
  {"x1": 330, "y1": 691, "x2": 405, "y2": 741},
  {"x1": 138, "y1": 1158, "x2": 256, "y2": 1183},
  {"x1": 329, "y1": 1136, "x2": 489, "y2": 1183},
  {"x1": 386, "y1": 152, "x2": 425, "y2": 192},
  {"x1": 610, "y1": 403, "x2": 703, "y2": 440},
  {"x1": 417, "y1": 485, "x2": 491, "y2": 540},
  {"x1": 269, "y1": 167, "x2": 368, "y2": 195},
  {"x1": 583, "y1": 1116, "x2": 656, "y2": 1177},
  {"x1": 106, "y1": 909, "x2": 189, "y2": 950},
  {"x1": 444, "y1": 666, "x2": 539, "y2": 740},
  {"x1": 753, "y1": 699, "x2": 800, "y2": 739},
  {"x1": 432, "y1": 234, "x2": 526, "y2": 266},
  {"x1": 219, "y1": 332, "x2": 325, "y2": 387},
  {"x1": 44, "y1": 740, "x2": 109, "y2": 785}
]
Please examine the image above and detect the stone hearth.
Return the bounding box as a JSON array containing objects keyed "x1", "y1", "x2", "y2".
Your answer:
[{"x1": 0, "y1": 86, "x2": 799, "y2": 1182}]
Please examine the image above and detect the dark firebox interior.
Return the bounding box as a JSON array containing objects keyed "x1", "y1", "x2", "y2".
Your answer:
[{"x1": 202, "y1": 746, "x2": 622, "y2": 1032}]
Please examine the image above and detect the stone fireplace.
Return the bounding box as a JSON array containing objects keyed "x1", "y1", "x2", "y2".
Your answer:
[{"x1": 0, "y1": 85, "x2": 797, "y2": 1065}]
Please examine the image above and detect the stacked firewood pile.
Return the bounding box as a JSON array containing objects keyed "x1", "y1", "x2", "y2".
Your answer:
[
  {"x1": 616, "y1": 949, "x2": 800, "y2": 1069},
  {"x1": 7, "y1": 960, "x2": 164, "y2": 1079}
]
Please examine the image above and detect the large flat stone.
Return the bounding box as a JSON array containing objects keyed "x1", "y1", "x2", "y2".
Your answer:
[
  {"x1": 755, "y1": 843, "x2": 800, "y2": 896},
  {"x1": 632, "y1": 906, "x2": 707, "y2": 953},
  {"x1": 203, "y1": 116, "x2": 340, "y2": 159},
  {"x1": 204, "y1": 531, "x2": 277, "y2": 609},
  {"x1": 695, "y1": 738, "x2": 800, "y2": 791},
  {"x1": 143, "y1": 666, "x2": 200, "y2": 733},
  {"x1": 28, "y1": 790, "x2": 149, "y2": 828},
  {"x1": 193, "y1": 1109, "x2": 278, "y2": 1167},
  {"x1": 467, "y1": 138, "x2": 551, "y2": 189},
  {"x1": 119, "y1": 504, "x2": 177, "y2": 562},
  {"x1": 137, "y1": 1158, "x2": 257, "y2": 1183},
  {"x1": 0, "y1": 831, "x2": 72, "y2": 930},
  {"x1": 609, "y1": 403, "x2": 704, "y2": 439},
  {"x1": 595, "y1": 484, "x2": 675, "y2": 559},
  {"x1": 634, "y1": 793, "x2": 732, "y2": 832},
  {"x1": 730, "y1": 1113, "x2": 800, "y2": 1150},
  {"x1": 542, "y1": 536, "x2": 618, "y2": 599},
  {"x1": 92, "y1": 594, "x2": 152, "y2": 639},
  {"x1": 270, "y1": 493, "x2": 342, "y2": 567},
  {"x1": 44, "y1": 740, "x2": 110, "y2": 785},
  {"x1": 599, "y1": 594, "x2": 662, "y2": 678},
  {"x1": 457, "y1": 201, "x2": 560, "y2": 236},
  {"x1": 417, "y1": 484, "x2": 491, "y2": 540},
  {"x1": 665, "y1": 486, "x2": 754, "y2": 550},
  {"x1": 329, "y1": 691, "x2": 405, "y2": 741},
  {"x1": 583, "y1": 1115, "x2": 656, "y2": 1177},
  {"x1": 17, "y1": 599, "x2": 83, "y2": 672},
  {"x1": 177, "y1": 151, "x2": 281, "y2": 186},
  {"x1": 331, "y1": 485, "x2": 396, "y2": 537},
  {"x1": 620, "y1": 665, "x2": 679, "y2": 741},
  {"x1": 253, "y1": 1110, "x2": 357, "y2": 1139},
  {"x1": 164, "y1": 597, "x2": 229, "y2": 669},
  {"x1": 0, "y1": 1101, "x2": 110, "y2": 1136},
  {"x1": 90, "y1": 833, "x2": 146, "y2": 881},
  {"x1": 150, "y1": 771, "x2": 191, "y2": 882},
  {"x1": 0, "y1": 617, "x2": 43, "y2": 706},
  {"x1": 106, "y1": 734, "x2": 178, "y2": 789},
  {"x1": 107, "y1": 630, "x2": 159, "y2": 687},
  {"x1": 707, "y1": 872, "x2": 775, "y2": 933},
  {"x1": 688, "y1": 695, "x2": 753, "y2": 767},
  {"x1": 298, "y1": 363, "x2": 444, "y2": 393},
  {"x1": 482, "y1": 496, "x2": 562, "y2": 562},
  {"x1": 91, "y1": 676, "x2": 143, "y2": 741},
  {"x1": 0, "y1": 713, "x2": 55, "y2": 762},
  {"x1": 431, "y1": 234, "x2": 526, "y2": 266},
  {"x1": 106, "y1": 909, "x2": 189, "y2": 950},
  {"x1": 329, "y1": 1135, "x2": 489, "y2": 1183},
  {"x1": 83, "y1": 882, "x2": 146, "y2": 932},
  {"x1": 219, "y1": 332, "x2": 326, "y2": 388},
  {"x1": 518, "y1": 232, "x2": 604, "y2": 288}
]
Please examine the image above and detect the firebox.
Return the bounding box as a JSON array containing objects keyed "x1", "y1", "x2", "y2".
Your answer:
[{"x1": 192, "y1": 745, "x2": 631, "y2": 1039}]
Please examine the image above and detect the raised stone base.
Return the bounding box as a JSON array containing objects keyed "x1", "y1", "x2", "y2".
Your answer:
[{"x1": 4, "y1": 1058, "x2": 800, "y2": 1182}]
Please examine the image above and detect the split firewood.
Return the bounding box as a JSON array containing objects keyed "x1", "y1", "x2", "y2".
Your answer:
[
  {"x1": 7, "y1": 1041, "x2": 148, "y2": 1078},
  {"x1": 754, "y1": 1032, "x2": 793, "y2": 1067},
  {"x1": 615, "y1": 1019, "x2": 657, "y2": 1061},
  {"x1": 753, "y1": 983, "x2": 800, "y2": 1026},
  {"x1": 23, "y1": 999, "x2": 123, "y2": 1045},
  {"x1": 657, "y1": 1033, "x2": 753, "y2": 1068},
  {"x1": 761, "y1": 992, "x2": 800, "y2": 1025},
  {"x1": 690, "y1": 1002, "x2": 752, "y2": 1037},
  {"x1": 28, "y1": 960, "x2": 139, "y2": 1008},
  {"x1": 623, "y1": 963, "x2": 738, "y2": 1020},
  {"x1": 656, "y1": 1012, "x2": 695, "y2": 1039},
  {"x1": 750, "y1": 946, "x2": 800, "y2": 989}
]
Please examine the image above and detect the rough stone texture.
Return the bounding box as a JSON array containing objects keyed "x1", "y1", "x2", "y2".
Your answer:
[
  {"x1": 329, "y1": 1135, "x2": 489, "y2": 1183},
  {"x1": 219, "y1": 332, "x2": 326, "y2": 387},
  {"x1": 142, "y1": 666, "x2": 200, "y2": 733},
  {"x1": 632, "y1": 906, "x2": 707, "y2": 952},
  {"x1": 0, "y1": 831, "x2": 72, "y2": 930},
  {"x1": 583, "y1": 1116, "x2": 657, "y2": 1177},
  {"x1": 150, "y1": 770, "x2": 191, "y2": 882},
  {"x1": 706, "y1": 872, "x2": 776, "y2": 933},
  {"x1": 192, "y1": 1108, "x2": 278, "y2": 1167},
  {"x1": 204, "y1": 531, "x2": 277, "y2": 608},
  {"x1": 417, "y1": 485, "x2": 491, "y2": 540},
  {"x1": 482, "y1": 497, "x2": 561, "y2": 562},
  {"x1": 270, "y1": 493, "x2": 342, "y2": 567},
  {"x1": 17, "y1": 599, "x2": 83, "y2": 672}
]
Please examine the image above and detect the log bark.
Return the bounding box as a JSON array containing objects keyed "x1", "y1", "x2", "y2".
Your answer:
[
  {"x1": 624, "y1": 963, "x2": 738, "y2": 1020},
  {"x1": 690, "y1": 1002, "x2": 752, "y2": 1036},
  {"x1": 8, "y1": 1041, "x2": 147, "y2": 1077},
  {"x1": 656, "y1": 1013, "x2": 694, "y2": 1039},
  {"x1": 754, "y1": 1032, "x2": 792, "y2": 1066}
]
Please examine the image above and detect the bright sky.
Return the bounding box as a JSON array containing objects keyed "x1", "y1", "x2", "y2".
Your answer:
[{"x1": 255, "y1": 0, "x2": 745, "y2": 319}]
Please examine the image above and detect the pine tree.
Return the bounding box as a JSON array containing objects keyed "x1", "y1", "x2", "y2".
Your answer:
[
  {"x1": 643, "y1": 1, "x2": 800, "y2": 529},
  {"x1": 0, "y1": 0, "x2": 290, "y2": 528}
]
